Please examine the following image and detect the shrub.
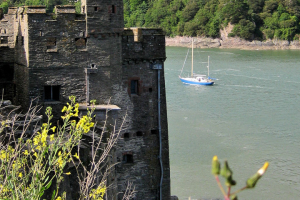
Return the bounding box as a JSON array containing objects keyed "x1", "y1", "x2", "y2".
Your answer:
[{"x1": 0, "y1": 96, "x2": 135, "y2": 200}]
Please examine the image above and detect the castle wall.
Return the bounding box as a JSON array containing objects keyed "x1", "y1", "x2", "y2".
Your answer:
[
  {"x1": 0, "y1": 8, "x2": 17, "y2": 101},
  {"x1": 1, "y1": 3, "x2": 171, "y2": 200},
  {"x1": 0, "y1": 8, "x2": 17, "y2": 48},
  {"x1": 117, "y1": 28, "x2": 170, "y2": 200}
]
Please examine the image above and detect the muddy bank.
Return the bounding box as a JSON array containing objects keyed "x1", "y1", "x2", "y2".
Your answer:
[{"x1": 165, "y1": 36, "x2": 300, "y2": 50}]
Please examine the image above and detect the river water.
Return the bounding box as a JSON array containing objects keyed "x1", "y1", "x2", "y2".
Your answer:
[{"x1": 165, "y1": 47, "x2": 300, "y2": 200}]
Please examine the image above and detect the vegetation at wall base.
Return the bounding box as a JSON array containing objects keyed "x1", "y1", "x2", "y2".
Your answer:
[{"x1": 0, "y1": 96, "x2": 135, "y2": 200}]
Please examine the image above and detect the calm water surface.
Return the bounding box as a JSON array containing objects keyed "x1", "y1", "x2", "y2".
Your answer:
[{"x1": 165, "y1": 47, "x2": 300, "y2": 200}]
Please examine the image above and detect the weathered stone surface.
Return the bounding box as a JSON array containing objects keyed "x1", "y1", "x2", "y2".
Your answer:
[{"x1": 0, "y1": 2, "x2": 171, "y2": 200}]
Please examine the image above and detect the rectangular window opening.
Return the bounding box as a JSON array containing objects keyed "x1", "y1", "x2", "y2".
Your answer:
[
  {"x1": 112, "y1": 5, "x2": 116, "y2": 13},
  {"x1": 47, "y1": 37, "x2": 56, "y2": 49},
  {"x1": 75, "y1": 38, "x2": 87, "y2": 49},
  {"x1": 130, "y1": 80, "x2": 138, "y2": 95},
  {"x1": 44, "y1": 85, "x2": 60, "y2": 101},
  {"x1": 123, "y1": 154, "x2": 133, "y2": 163},
  {"x1": 123, "y1": 133, "x2": 130, "y2": 139},
  {"x1": 0, "y1": 36, "x2": 8, "y2": 44}
]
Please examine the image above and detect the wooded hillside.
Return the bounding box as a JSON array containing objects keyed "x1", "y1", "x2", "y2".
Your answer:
[{"x1": 124, "y1": 0, "x2": 300, "y2": 40}]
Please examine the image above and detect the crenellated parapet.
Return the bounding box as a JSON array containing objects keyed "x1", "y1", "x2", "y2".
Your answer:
[
  {"x1": 24, "y1": 6, "x2": 46, "y2": 14},
  {"x1": 55, "y1": 5, "x2": 76, "y2": 14},
  {"x1": 122, "y1": 28, "x2": 166, "y2": 62},
  {"x1": 0, "y1": 8, "x2": 17, "y2": 49}
]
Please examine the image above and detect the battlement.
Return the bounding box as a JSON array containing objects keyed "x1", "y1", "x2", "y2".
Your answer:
[
  {"x1": 122, "y1": 28, "x2": 166, "y2": 61},
  {"x1": 123, "y1": 28, "x2": 165, "y2": 42},
  {"x1": 24, "y1": 6, "x2": 46, "y2": 14},
  {"x1": 55, "y1": 5, "x2": 76, "y2": 14},
  {"x1": 7, "y1": 7, "x2": 18, "y2": 15}
]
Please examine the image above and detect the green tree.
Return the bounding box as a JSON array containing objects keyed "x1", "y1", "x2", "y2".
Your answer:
[
  {"x1": 181, "y1": 0, "x2": 199, "y2": 22},
  {"x1": 0, "y1": 0, "x2": 13, "y2": 14},
  {"x1": 232, "y1": 19, "x2": 256, "y2": 39}
]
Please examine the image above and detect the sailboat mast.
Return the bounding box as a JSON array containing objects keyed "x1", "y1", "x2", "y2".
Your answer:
[
  {"x1": 191, "y1": 39, "x2": 193, "y2": 78},
  {"x1": 208, "y1": 56, "x2": 210, "y2": 77}
]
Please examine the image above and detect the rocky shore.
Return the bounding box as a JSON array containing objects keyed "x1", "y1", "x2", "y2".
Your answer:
[
  {"x1": 165, "y1": 36, "x2": 300, "y2": 50},
  {"x1": 165, "y1": 26, "x2": 300, "y2": 50}
]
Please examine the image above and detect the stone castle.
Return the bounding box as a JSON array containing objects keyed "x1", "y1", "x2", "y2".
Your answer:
[{"x1": 0, "y1": 0, "x2": 170, "y2": 199}]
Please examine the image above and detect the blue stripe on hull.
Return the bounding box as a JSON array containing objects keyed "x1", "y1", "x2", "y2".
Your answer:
[{"x1": 180, "y1": 78, "x2": 214, "y2": 85}]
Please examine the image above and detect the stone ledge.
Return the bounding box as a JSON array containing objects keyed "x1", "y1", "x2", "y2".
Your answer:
[{"x1": 78, "y1": 104, "x2": 121, "y2": 111}]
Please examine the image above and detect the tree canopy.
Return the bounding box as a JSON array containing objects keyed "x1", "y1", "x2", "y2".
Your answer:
[{"x1": 124, "y1": 0, "x2": 300, "y2": 40}]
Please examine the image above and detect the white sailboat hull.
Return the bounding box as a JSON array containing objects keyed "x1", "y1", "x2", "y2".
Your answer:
[{"x1": 179, "y1": 76, "x2": 214, "y2": 85}]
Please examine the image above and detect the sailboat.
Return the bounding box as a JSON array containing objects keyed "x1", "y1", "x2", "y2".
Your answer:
[{"x1": 179, "y1": 39, "x2": 214, "y2": 86}]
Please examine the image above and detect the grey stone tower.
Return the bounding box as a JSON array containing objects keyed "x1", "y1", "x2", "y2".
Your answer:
[{"x1": 0, "y1": 0, "x2": 170, "y2": 198}]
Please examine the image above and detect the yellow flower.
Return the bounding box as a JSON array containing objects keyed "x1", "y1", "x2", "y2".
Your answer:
[
  {"x1": 56, "y1": 196, "x2": 62, "y2": 200},
  {"x1": 33, "y1": 136, "x2": 39, "y2": 146},
  {"x1": 57, "y1": 157, "x2": 64, "y2": 169},
  {"x1": 23, "y1": 150, "x2": 29, "y2": 155},
  {"x1": 18, "y1": 172, "x2": 23, "y2": 178},
  {"x1": 33, "y1": 152, "x2": 38, "y2": 158},
  {"x1": 64, "y1": 172, "x2": 71, "y2": 175},
  {"x1": 50, "y1": 126, "x2": 56, "y2": 132},
  {"x1": 61, "y1": 106, "x2": 67, "y2": 113},
  {"x1": 258, "y1": 162, "x2": 269, "y2": 175},
  {"x1": 0, "y1": 150, "x2": 7, "y2": 160},
  {"x1": 50, "y1": 134, "x2": 55, "y2": 141},
  {"x1": 246, "y1": 162, "x2": 269, "y2": 188},
  {"x1": 73, "y1": 153, "x2": 79, "y2": 159}
]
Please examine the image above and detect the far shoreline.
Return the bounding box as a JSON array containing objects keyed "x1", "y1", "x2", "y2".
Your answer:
[{"x1": 165, "y1": 36, "x2": 300, "y2": 50}]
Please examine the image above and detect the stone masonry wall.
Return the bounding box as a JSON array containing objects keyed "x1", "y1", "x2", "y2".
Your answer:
[
  {"x1": 120, "y1": 28, "x2": 170, "y2": 200},
  {"x1": 0, "y1": 8, "x2": 17, "y2": 102},
  {"x1": 0, "y1": 3, "x2": 171, "y2": 200}
]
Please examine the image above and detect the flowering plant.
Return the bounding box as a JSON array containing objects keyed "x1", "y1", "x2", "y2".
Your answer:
[
  {"x1": 211, "y1": 156, "x2": 269, "y2": 200},
  {"x1": 0, "y1": 96, "x2": 135, "y2": 200}
]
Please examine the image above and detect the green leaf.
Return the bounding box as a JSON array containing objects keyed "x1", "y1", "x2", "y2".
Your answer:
[
  {"x1": 51, "y1": 190, "x2": 56, "y2": 200},
  {"x1": 45, "y1": 180, "x2": 52, "y2": 190},
  {"x1": 39, "y1": 186, "x2": 46, "y2": 197}
]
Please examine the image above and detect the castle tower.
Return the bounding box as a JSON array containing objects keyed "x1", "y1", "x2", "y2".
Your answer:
[
  {"x1": 80, "y1": 0, "x2": 124, "y2": 105},
  {"x1": 0, "y1": 0, "x2": 170, "y2": 199}
]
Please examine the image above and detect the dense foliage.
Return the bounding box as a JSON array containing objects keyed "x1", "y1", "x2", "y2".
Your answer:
[
  {"x1": 1, "y1": 0, "x2": 300, "y2": 40},
  {"x1": 124, "y1": 0, "x2": 300, "y2": 40},
  {"x1": 0, "y1": 0, "x2": 80, "y2": 14}
]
